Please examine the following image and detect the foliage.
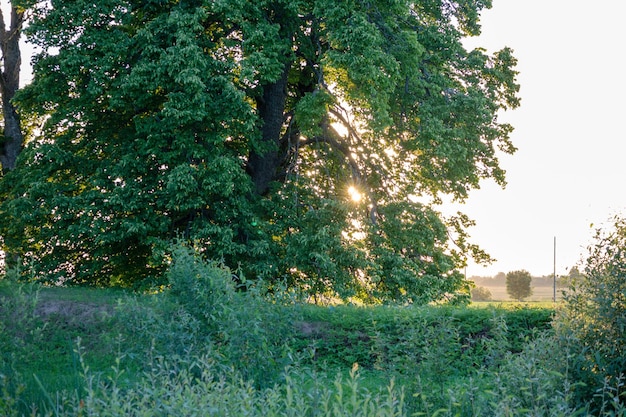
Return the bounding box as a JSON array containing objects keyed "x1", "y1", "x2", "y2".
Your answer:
[
  {"x1": 7, "y1": 278, "x2": 625, "y2": 416},
  {"x1": 471, "y1": 285, "x2": 492, "y2": 301},
  {"x1": 37, "y1": 352, "x2": 407, "y2": 417},
  {"x1": 166, "y1": 244, "x2": 300, "y2": 387},
  {"x1": 292, "y1": 303, "x2": 554, "y2": 372},
  {"x1": 506, "y1": 269, "x2": 533, "y2": 301},
  {"x1": 0, "y1": 278, "x2": 44, "y2": 417},
  {"x1": 0, "y1": 278, "x2": 128, "y2": 413},
  {"x1": 485, "y1": 331, "x2": 584, "y2": 416},
  {"x1": 554, "y1": 216, "x2": 626, "y2": 410},
  {"x1": 167, "y1": 243, "x2": 237, "y2": 329},
  {"x1": 365, "y1": 202, "x2": 471, "y2": 304},
  {"x1": 0, "y1": 0, "x2": 520, "y2": 303}
]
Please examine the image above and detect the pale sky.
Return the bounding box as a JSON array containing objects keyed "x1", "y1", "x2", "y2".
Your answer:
[{"x1": 452, "y1": 0, "x2": 626, "y2": 277}]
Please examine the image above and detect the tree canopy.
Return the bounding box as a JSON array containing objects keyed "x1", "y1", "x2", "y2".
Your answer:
[
  {"x1": 506, "y1": 270, "x2": 532, "y2": 301},
  {"x1": 0, "y1": 0, "x2": 519, "y2": 303}
]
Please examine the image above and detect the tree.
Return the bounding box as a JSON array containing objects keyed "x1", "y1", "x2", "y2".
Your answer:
[
  {"x1": 0, "y1": 0, "x2": 28, "y2": 273},
  {"x1": 557, "y1": 265, "x2": 583, "y2": 288},
  {"x1": 505, "y1": 270, "x2": 532, "y2": 301},
  {"x1": 0, "y1": 0, "x2": 520, "y2": 302},
  {"x1": 0, "y1": 0, "x2": 26, "y2": 173}
]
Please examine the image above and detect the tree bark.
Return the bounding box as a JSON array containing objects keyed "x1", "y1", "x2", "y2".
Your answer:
[
  {"x1": 0, "y1": 4, "x2": 24, "y2": 174},
  {"x1": 0, "y1": 4, "x2": 24, "y2": 272},
  {"x1": 247, "y1": 64, "x2": 290, "y2": 196}
]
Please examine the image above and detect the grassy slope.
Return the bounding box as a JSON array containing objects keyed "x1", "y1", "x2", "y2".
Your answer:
[
  {"x1": 0, "y1": 285, "x2": 132, "y2": 408},
  {"x1": 1, "y1": 282, "x2": 557, "y2": 415}
]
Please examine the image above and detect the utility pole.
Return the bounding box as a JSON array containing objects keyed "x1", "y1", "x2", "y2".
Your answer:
[{"x1": 553, "y1": 236, "x2": 556, "y2": 303}]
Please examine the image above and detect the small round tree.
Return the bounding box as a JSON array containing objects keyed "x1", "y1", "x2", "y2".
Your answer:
[{"x1": 506, "y1": 270, "x2": 533, "y2": 301}]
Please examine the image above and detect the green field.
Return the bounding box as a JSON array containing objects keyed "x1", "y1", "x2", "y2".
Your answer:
[{"x1": 477, "y1": 284, "x2": 564, "y2": 302}]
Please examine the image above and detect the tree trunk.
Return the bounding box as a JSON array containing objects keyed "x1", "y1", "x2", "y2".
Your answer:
[
  {"x1": 0, "y1": 4, "x2": 24, "y2": 272},
  {"x1": 247, "y1": 64, "x2": 290, "y2": 196},
  {"x1": 0, "y1": 4, "x2": 24, "y2": 174}
]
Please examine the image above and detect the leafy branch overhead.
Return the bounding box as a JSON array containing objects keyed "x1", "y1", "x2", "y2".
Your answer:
[{"x1": 0, "y1": 0, "x2": 520, "y2": 303}]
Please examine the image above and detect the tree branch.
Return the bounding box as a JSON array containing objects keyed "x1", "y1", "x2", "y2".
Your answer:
[{"x1": 299, "y1": 121, "x2": 379, "y2": 224}]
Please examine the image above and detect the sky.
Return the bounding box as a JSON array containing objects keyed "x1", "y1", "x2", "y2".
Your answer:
[{"x1": 450, "y1": 0, "x2": 626, "y2": 277}]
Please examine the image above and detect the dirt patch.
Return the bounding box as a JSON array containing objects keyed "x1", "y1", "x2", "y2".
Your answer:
[
  {"x1": 295, "y1": 321, "x2": 329, "y2": 337},
  {"x1": 35, "y1": 298, "x2": 115, "y2": 325}
]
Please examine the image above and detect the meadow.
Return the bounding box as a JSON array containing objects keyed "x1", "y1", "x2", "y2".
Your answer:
[
  {"x1": 0, "y1": 250, "x2": 623, "y2": 416},
  {"x1": 477, "y1": 283, "x2": 563, "y2": 303}
]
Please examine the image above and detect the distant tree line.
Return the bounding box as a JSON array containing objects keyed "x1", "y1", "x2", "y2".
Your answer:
[{"x1": 471, "y1": 267, "x2": 580, "y2": 288}]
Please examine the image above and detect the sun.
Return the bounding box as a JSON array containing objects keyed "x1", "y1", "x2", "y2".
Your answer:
[{"x1": 348, "y1": 186, "x2": 362, "y2": 203}]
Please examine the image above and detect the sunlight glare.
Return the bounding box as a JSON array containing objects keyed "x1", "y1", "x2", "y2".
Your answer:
[
  {"x1": 348, "y1": 186, "x2": 362, "y2": 202},
  {"x1": 332, "y1": 122, "x2": 349, "y2": 138}
]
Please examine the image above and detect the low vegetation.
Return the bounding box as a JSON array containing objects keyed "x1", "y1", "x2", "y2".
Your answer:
[{"x1": 2, "y1": 240, "x2": 625, "y2": 416}]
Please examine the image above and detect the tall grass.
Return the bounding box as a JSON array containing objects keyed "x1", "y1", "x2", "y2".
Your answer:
[
  {"x1": 2, "y1": 244, "x2": 625, "y2": 416},
  {"x1": 36, "y1": 349, "x2": 406, "y2": 417}
]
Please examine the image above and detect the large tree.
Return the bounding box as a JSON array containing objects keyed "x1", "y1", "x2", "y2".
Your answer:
[{"x1": 0, "y1": 0, "x2": 519, "y2": 302}]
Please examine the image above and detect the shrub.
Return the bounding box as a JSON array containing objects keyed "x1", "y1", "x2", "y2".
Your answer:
[
  {"x1": 486, "y1": 331, "x2": 582, "y2": 416},
  {"x1": 471, "y1": 286, "x2": 492, "y2": 301},
  {"x1": 166, "y1": 243, "x2": 299, "y2": 387},
  {"x1": 0, "y1": 279, "x2": 45, "y2": 417},
  {"x1": 113, "y1": 295, "x2": 205, "y2": 358},
  {"x1": 167, "y1": 243, "x2": 237, "y2": 330},
  {"x1": 555, "y1": 216, "x2": 626, "y2": 409}
]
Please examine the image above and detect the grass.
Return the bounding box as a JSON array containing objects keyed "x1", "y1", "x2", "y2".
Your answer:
[
  {"x1": 36, "y1": 285, "x2": 127, "y2": 305},
  {"x1": 1, "y1": 254, "x2": 622, "y2": 416},
  {"x1": 0, "y1": 284, "x2": 131, "y2": 413},
  {"x1": 0, "y1": 280, "x2": 562, "y2": 416},
  {"x1": 475, "y1": 284, "x2": 566, "y2": 302}
]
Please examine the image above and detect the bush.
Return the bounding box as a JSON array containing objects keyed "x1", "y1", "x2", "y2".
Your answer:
[
  {"x1": 485, "y1": 331, "x2": 581, "y2": 416},
  {"x1": 471, "y1": 286, "x2": 492, "y2": 301},
  {"x1": 555, "y1": 216, "x2": 626, "y2": 410},
  {"x1": 167, "y1": 243, "x2": 237, "y2": 329},
  {"x1": 166, "y1": 244, "x2": 300, "y2": 387},
  {"x1": 291, "y1": 303, "x2": 554, "y2": 381},
  {"x1": 0, "y1": 280, "x2": 44, "y2": 412},
  {"x1": 113, "y1": 295, "x2": 205, "y2": 358}
]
